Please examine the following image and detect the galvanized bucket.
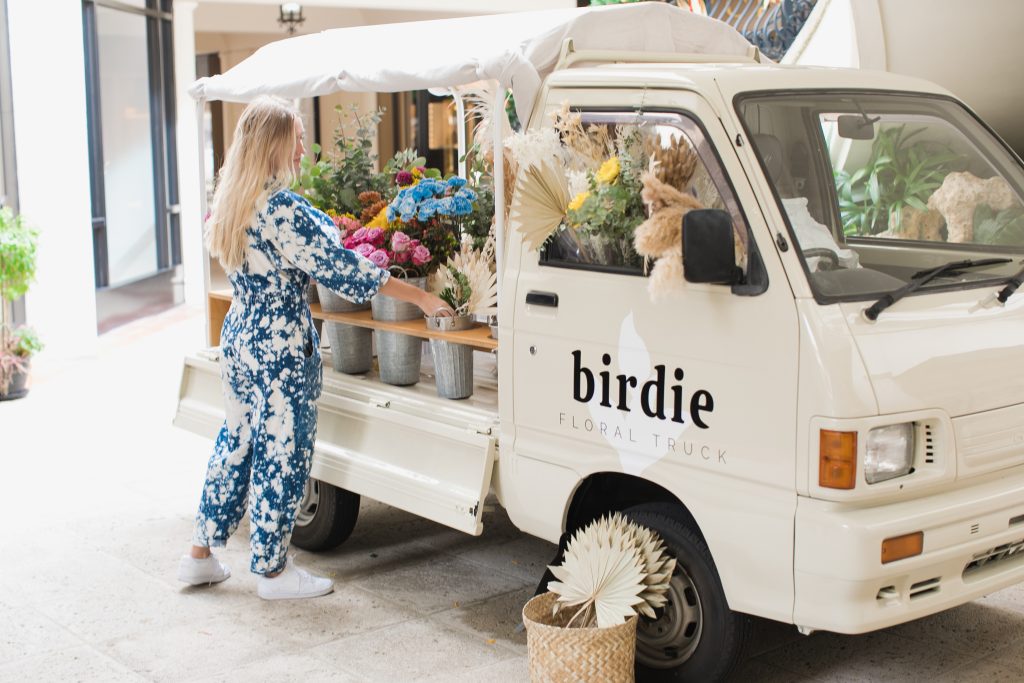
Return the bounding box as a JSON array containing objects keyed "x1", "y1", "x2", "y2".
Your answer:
[
  {"x1": 427, "y1": 315, "x2": 475, "y2": 399},
  {"x1": 317, "y1": 283, "x2": 372, "y2": 374},
  {"x1": 371, "y1": 276, "x2": 426, "y2": 386}
]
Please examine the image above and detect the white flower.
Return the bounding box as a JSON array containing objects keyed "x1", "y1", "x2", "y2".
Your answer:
[{"x1": 504, "y1": 128, "x2": 562, "y2": 171}]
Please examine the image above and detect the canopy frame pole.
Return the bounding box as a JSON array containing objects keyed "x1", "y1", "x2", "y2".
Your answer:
[
  {"x1": 196, "y1": 97, "x2": 214, "y2": 347},
  {"x1": 453, "y1": 88, "x2": 467, "y2": 178},
  {"x1": 492, "y1": 82, "x2": 505, "y2": 311}
]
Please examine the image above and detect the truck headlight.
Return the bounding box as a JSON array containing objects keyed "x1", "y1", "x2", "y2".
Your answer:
[{"x1": 865, "y1": 423, "x2": 914, "y2": 484}]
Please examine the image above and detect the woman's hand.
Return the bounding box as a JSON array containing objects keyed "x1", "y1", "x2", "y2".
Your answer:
[
  {"x1": 379, "y1": 277, "x2": 455, "y2": 317},
  {"x1": 418, "y1": 292, "x2": 455, "y2": 318}
]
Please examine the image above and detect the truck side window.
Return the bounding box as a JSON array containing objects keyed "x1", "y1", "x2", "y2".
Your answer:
[{"x1": 540, "y1": 110, "x2": 748, "y2": 276}]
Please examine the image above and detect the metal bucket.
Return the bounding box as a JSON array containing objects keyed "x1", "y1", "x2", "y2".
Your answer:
[
  {"x1": 317, "y1": 283, "x2": 372, "y2": 374},
  {"x1": 371, "y1": 276, "x2": 426, "y2": 386},
  {"x1": 427, "y1": 315, "x2": 475, "y2": 399}
]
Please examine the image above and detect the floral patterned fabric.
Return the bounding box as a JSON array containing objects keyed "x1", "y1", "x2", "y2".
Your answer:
[{"x1": 192, "y1": 190, "x2": 389, "y2": 575}]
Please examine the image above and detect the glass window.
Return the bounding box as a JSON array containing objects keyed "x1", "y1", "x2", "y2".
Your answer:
[
  {"x1": 541, "y1": 111, "x2": 748, "y2": 275},
  {"x1": 95, "y1": 5, "x2": 159, "y2": 287},
  {"x1": 738, "y1": 92, "x2": 1024, "y2": 301}
]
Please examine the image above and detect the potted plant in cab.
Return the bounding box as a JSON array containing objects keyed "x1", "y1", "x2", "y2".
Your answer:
[{"x1": 0, "y1": 206, "x2": 41, "y2": 400}]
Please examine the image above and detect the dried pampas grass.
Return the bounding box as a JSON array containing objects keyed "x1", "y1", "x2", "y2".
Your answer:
[{"x1": 429, "y1": 234, "x2": 498, "y2": 316}]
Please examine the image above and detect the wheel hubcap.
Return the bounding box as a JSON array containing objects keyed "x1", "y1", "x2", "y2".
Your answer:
[
  {"x1": 636, "y1": 563, "x2": 703, "y2": 669},
  {"x1": 295, "y1": 479, "x2": 320, "y2": 527}
]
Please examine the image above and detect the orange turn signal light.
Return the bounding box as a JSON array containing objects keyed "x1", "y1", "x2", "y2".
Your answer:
[
  {"x1": 881, "y1": 531, "x2": 924, "y2": 564},
  {"x1": 819, "y1": 430, "x2": 857, "y2": 489}
]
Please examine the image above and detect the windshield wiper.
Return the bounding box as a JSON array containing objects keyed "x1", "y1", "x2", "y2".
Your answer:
[
  {"x1": 995, "y1": 262, "x2": 1024, "y2": 304},
  {"x1": 864, "y1": 258, "x2": 1012, "y2": 321}
]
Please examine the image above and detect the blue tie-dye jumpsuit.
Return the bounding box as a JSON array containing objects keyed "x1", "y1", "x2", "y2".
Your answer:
[{"x1": 192, "y1": 189, "x2": 390, "y2": 575}]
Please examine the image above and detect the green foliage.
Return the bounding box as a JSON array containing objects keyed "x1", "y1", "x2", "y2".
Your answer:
[
  {"x1": 383, "y1": 149, "x2": 427, "y2": 176},
  {"x1": 460, "y1": 144, "x2": 496, "y2": 250},
  {"x1": 295, "y1": 105, "x2": 390, "y2": 215},
  {"x1": 565, "y1": 130, "x2": 647, "y2": 268},
  {"x1": 0, "y1": 206, "x2": 38, "y2": 302},
  {"x1": 439, "y1": 270, "x2": 472, "y2": 314},
  {"x1": 9, "y1": 325, "x2": 42, "y2": 357},
  {"x1": 835, "y1": 125, "x2": 961, "y2": 236},
  {"x1": 973, "y1": 205, "x2": 1024, "y2": 245}
]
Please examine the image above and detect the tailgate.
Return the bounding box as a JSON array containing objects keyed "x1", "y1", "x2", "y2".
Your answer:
[{"x1": 174, "y1": 350, "x2": 499, "y2": 536}]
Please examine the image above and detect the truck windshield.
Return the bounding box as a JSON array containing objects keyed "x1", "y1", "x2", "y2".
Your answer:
[{"x1": 737, "y1": 92, "x2": 1024, "y2": 302}]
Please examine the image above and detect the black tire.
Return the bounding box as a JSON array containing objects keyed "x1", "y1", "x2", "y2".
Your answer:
[
  {"x1": 291, "y1": 478, "x2": 360, "y2": 551},
  {"x1": 624, "y1": 503, "x2": 751, "y2": 683}
]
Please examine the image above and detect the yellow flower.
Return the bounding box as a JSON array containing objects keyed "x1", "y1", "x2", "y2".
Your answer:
[
  {"x1": 568, "y1": 191, "x2": 591, "y2": 212},
  {"x1": 366, "y1": 206, "x2": 389, "y2": 228},
  {"x1": 596, "y1": 156, "x2": 620, "y2": 185}
]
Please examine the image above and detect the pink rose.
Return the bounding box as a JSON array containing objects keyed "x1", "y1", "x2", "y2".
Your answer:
[
  {"x1": 355, "y1": 243, "x2": 375, "y2": 257},
  {"x1": 394, "y1": 249, "x2": 411, "y2": 265},
  {"x1": 411, "y1": 244, "x2": 431, "y2": 267},
  {"x1": 409, "y1": 239, "x2": 421, "y2": 249},
  {"x1": 366, "y1": 227, "x2": 385, "y2": 247},
  {"x1": 391, "y1": 231, "x2": 411, "y2": 253},
  {"x1": 343, "y1": 236, "x2": 357, "y2": 250},
  {"x1": 339, "y1": 216, "x2": 361, "y2": 238},
  {"x1": 351, "y1": 227, "x2": 368, "y2": 244},
  {"x1": 368, "y1": 249, "x2": 390, "y2": 269}
]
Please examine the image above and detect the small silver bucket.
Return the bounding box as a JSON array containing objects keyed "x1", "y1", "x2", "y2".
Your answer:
[
  {"x1": 317, "y1": 283, "x2": 372, "y2": 374},
  {"x1": 371, "y1": 277, "x2": 426, "y2": 386},
  {"x1": 427, "y1": 315, "x2": 475, "y2": 399}
]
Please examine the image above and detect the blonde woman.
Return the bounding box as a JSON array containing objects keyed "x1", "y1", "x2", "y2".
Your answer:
[{"x1": 178, "y1": 95, "x2": 453, "y2": 600}]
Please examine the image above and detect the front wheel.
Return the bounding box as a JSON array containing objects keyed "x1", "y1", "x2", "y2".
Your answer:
[
  {"x1": 624, "y1": 503, "x2": 751, "y2": 682},
  {"x1": 291, "y1": 478, "x2": 360, "y2": 551}
]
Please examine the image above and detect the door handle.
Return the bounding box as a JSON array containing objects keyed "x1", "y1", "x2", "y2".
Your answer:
[{"x1": 526, "y1": 291, "x2": 559, "y2": 307}]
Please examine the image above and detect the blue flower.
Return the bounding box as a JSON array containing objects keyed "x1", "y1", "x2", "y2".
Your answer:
[
  {"x1": 446, "y1": 176, "x2": 467, "y2": 190},
  {"x1": 451, "y1": 195, "x2": 473, "y2": 216},
  {"x1": 386, "y1": 205, "x2": 397, "y2": 222},
  {"x1": 456, "y1": 187, "x2": 477, "y2": 203}
]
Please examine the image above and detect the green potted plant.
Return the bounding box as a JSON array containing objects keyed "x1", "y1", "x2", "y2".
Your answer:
[
  {"x1": 835, "y1": 125, "x2": 961, "y2": 236},
  {"x1": 0, "y1": 206, "x2": 41, "y2": 400}
]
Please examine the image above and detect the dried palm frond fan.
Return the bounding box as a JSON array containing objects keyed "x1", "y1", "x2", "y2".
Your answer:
[
  {"x1": 429, "y1": 234, "x2": 498, "y2": 316},
  {"x1": 508, "y1": 160, "x2": 570, "y2": 253},
  {"x1": 547, "y1": 512, "x2": 676, "y2": 629}
]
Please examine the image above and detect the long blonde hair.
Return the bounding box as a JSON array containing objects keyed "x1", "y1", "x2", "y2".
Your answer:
[{"x1": 206, "y1": 95, "x2": 300, "y2": 272}]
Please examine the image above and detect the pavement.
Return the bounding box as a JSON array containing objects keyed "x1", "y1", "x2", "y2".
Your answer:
[{"x1": 0, "y1": 304, "x2": 1022, "y2": 682}]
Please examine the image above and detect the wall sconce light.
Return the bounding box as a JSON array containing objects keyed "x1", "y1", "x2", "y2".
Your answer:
[{"x1": 278, "y1": 3, "x2": 305, "y2": 35}]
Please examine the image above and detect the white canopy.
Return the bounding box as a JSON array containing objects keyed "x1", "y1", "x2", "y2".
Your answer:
[{"x1": 188, "y1": 2, "x2": 753, "y2": 124}]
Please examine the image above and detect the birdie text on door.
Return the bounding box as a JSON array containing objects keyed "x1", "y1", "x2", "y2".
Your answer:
[{"x1": 571, "y1": 350, "x2": 715, "y2": 428}]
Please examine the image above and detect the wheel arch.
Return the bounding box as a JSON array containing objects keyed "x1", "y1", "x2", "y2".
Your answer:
[{"x1": 562, "y1": 471, "x2": 706, "y2": 545}]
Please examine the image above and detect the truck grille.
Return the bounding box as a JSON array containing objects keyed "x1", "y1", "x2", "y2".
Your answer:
[{"x1": 963, "y1": 537, "x2": 1024, "y2": 579}]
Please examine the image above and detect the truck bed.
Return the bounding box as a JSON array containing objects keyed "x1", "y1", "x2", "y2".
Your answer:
[{"x1": 175, "y1": 343, "x2": 500, "y2": 535}]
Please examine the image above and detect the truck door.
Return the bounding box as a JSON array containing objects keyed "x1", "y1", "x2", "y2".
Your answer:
[{"x1": 502, "y1": 88, "x2": 800, "y2": 620}]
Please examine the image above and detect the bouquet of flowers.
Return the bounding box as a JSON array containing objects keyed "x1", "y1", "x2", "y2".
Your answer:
[{"x1": 333, "y1": 217, "x2": 433, "y2": 278}]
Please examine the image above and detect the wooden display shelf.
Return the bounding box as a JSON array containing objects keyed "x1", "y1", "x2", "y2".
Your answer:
[{"x1": 208, "y1": 290, "x2": 498, "y2": 352}]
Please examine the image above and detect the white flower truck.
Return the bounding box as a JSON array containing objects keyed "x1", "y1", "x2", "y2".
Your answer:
[{"x1": 175, "y1": 5, "x2": 1024, "y2": 680}]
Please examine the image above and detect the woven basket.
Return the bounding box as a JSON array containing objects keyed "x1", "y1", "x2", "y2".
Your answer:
[{"x1": 523, "y1": 592, "x2": 637, "y2": 683}]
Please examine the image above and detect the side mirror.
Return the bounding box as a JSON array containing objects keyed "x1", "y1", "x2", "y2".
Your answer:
[
  {"x1": 837, "y1": 114, "x2": 875, "y2": 140},
  {"x1": 683, "y1": 209, "x2": 742, "y2": 285}
]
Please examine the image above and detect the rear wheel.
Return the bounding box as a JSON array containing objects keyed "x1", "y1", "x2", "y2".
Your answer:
[
  {"x1": 291, "y1": 478, "x2": 360, "y2": 551},
  {"x1": 624, "y1": 503, "x2": 751, "y2": 682}
]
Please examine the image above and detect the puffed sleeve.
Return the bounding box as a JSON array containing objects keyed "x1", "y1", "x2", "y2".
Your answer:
[{"x1": 263, "y1": 191, "x2": 390, "y2": 304}]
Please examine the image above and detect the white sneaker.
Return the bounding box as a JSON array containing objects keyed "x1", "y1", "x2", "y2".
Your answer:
[
  {"x1": 257, "y1": 559, "x2": 334, "y2": 600},
  {"x1": 178, "y1": 553, "x2": 231, "y2": 586}
]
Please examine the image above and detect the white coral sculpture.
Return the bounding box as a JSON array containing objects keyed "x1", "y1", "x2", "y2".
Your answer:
[{"x1": 547, "y1": 512, "x2": 677, "y2": 629}]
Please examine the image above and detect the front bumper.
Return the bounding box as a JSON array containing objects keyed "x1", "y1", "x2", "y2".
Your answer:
[{"x1": 794, "y1": 468, "x2": 1024, "y2": 633}]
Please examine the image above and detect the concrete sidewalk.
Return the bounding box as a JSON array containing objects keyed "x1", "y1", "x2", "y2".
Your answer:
[{"x1": 0, "y1": 305, "x2": 1022, "y2": 682}]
